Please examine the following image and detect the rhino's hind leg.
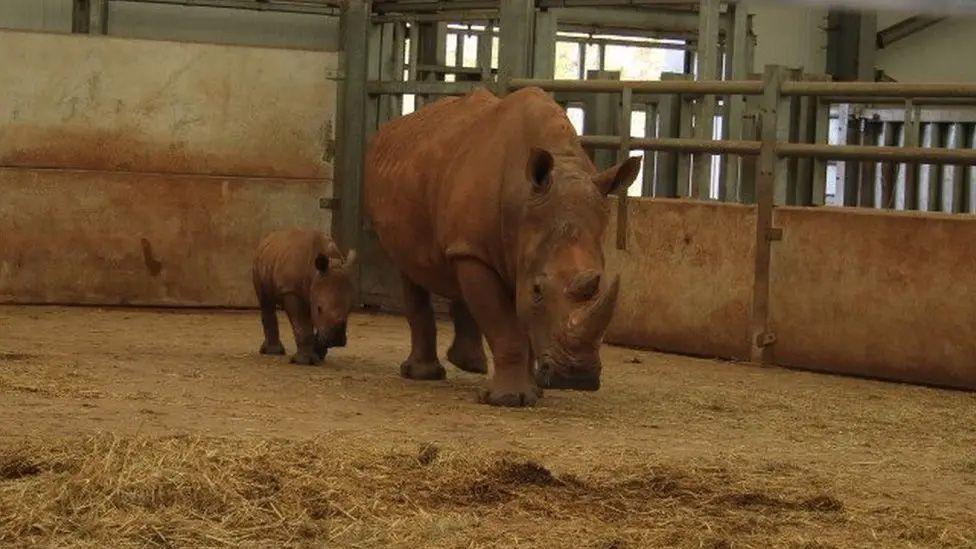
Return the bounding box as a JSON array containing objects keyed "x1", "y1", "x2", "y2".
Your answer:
[
  {"x1": 399, "y1": 275, "x2": 446, "y2": 380},
  {"x1": 454, "y1": 258, "x2": 539, "y2": 407},
  {"x1": 447, "y1": 300, "x2": 488, "y2": 374},
  {"x1": 256, "y1": 283, "x2": 286, "y2": 356}
]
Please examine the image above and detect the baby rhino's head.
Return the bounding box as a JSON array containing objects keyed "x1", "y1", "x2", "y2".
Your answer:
[{"x1": 309, "y1": 249, "x2": 357, "y2": 351}]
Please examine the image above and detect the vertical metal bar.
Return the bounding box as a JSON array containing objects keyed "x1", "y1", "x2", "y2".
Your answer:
[
  {"x1": 598, "y1": 43, "x2": 606, "y2": 71},
  {"x1": 772, "y1": 72, "x2": 792, "y2": 206},
  {"x1": 750, "y1": 65, "x2": 786, "y2": 364},
  {"x1": 693, "y1": 0, "x2": 720, "y2": 200},
  {"x1": 655, "y1": 73, "x2": 683, "y2": 198},
  {"x1": 642, "y1": 102, "x2": 658, "y2": 197},
  {"x1": 920, "y1": 122, "x2": 942, "y2": 212},
  {"x1": 455, "y1": 30, "x2": 465, "y2": 67},
  {"x1": 811, "y1": 98, "x2": 830, "y2": 206},
  {"x1": 617, "y1": 87, "x2": 633, "y2": 250},
  {"x1": 739, "y1": 95, "x2": 760, "y2": 203},
  {"x1": 723, "y1": 3, "x2": 750, "y2": 202},
  {"x1": 584, "y1": 71, "x2": 621, "y2": 170},
  {"x1": 893, "y1": 122, "x2": 907, "y2": 209},
  {"x1": 392, "y1": 22, "x2": 405, "y2": 116},
  {"x1": 89, "y1": 0, "x2": 107, "y2": 34},
  {"x1": 858, "y1": 121, "x2": 879, "y2": 208},
  {"x1": 795, "y1": 91, "x2": 815, "y2": 205},
  {"x1": 877, "y1": 122, "x2": 896, "y2": 209},
  {"x1": 967, "y1": 124, "x2": 976, "y2": 214},
  {"x1": 477, "y1": 20, "x2": 493, "y2": 82},
  {"x1": 577, "y1": 42, "x2": 586, "y2": 80},
  {"x1": 72, "y1": 0, "x2": 91, "y2": 33},
  {"x1": 677, "y1": 93, "x2": 694, "y2": 197},
  {"x1": 902, "y1": 100, "x2": 921, "y2": 210},
  {"x1": 336, "y1": 0, "x2": 370, "y2": 300},
  {"x1": 533, "y1": 9, "x2": 557, "y2": 79},
  {"x1": 943, "y1": 123, "x2": 964, "y2": 213},
  {"x1": 499, "y1": 0, "x2": 534, "y2": 87},
  {"x1": 408, "y1": 23, "x2": 419, "y2": 82},
  {"x1": 840, "y1": 105, "x2": 861, "y2": 206}
]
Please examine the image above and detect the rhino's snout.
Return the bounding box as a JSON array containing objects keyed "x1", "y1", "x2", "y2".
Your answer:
[{"x1": 320, "y1": 322, "x2": 347, "y2": 348}]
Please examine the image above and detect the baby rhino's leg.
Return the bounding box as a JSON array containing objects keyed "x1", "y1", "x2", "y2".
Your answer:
[
  {"x1": 255, "y1": 279, "x2": 285, "y2": 356},
  {"x1": 282, "y1": 294, "x2": 321, "y2": 366}
]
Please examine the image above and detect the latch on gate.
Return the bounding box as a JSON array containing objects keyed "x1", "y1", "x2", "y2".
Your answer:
[
  {"x1": 766, "y1": 227, "x2": 783, "y2": 241},
  {"x1": 756, "y1": 331, "x2": 777, "y2": 348}
]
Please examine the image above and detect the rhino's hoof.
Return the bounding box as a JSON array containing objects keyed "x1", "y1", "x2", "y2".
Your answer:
[
  {"x1": 260, "y1": 341, "x2": 286, "y2": 356},
  {"x1": 400, "y1": 360, "x2": 446, "y2": 380},
  {"x1": 477, "y1": 388, "x2": 539, "y2": 408},
  {"x1": 447, "y1": 344, "x2": 488, "y2": 374},
  {"x1": 290, "y1": 352, "x2": 323, "y2": 366},
  {"x1": 314, "y1": 341, "x2": 329, "y2": 360}
]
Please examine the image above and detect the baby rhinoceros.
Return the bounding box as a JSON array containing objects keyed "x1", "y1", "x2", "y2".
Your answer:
[{"x1": 252, "y1": 229, "x2": 357, "y2": 365}]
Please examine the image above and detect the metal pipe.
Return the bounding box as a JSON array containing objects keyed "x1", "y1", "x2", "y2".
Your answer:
[
  {"x1": 367, "y1": 80, "x2": 483, "y2": 95},
  {"x1": 111, "y1": 0, "x2": 340, "y2": 15},
  {"x1": 784, "y1": 81, "x2": 976, "y2": 98},
  {"x1": 508, "y1": 78, "x2": 764, "y2": 95},
  {"x1": 581, "y1": 136, "x2": 761, "y2": 155},
  {"x1": 777, "y1": 142, "x2": 976, "y2": 166},
  {"x1": 877, "y1": 15, "x2": 945, "y2": 49},
  {"x1": 967, "y1": 124, "x2": 976, "y2": 213}
]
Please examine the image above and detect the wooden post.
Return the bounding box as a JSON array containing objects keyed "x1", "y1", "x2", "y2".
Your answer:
[
  {"x1": 335, "y1": 0, "x2": 370, "y2": 300},
  {"x1": 750, "y1": 65, "x2": 787, "y2": 364}
]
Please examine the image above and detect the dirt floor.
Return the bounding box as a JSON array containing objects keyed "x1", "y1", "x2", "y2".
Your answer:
[{"x1": 1, "y1": 305, "x2": 975, "y2": 548}]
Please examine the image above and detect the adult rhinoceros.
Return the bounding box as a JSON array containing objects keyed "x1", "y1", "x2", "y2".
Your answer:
[{"x1": 365, "y1": 87, "x2": 639, "y2": 407}]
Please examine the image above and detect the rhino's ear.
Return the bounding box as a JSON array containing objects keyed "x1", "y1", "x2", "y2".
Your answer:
[
  {"x1": 314, "y1": 253, "x2": 330, "y2": 274},
  {"x1": 593, "y1": 156, "x2": 641, "y2": 196},
  {"x1": 526, "y1": 148, "x2": 554, "y2": 194}
]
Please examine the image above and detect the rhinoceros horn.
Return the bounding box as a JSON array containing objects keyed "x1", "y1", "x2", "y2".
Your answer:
[{"x1": 566, "y1": 274, "x2": 620, "y2": 344}]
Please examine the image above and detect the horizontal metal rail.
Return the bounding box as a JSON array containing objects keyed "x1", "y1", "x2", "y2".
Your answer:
[
  {"x1": 508, "y1": 78, "x2": 764, "y2": 95},
  {"x1": 111, "y1": 0, "x2": 340, "y2": 15},
  {"x1": 367, "y1": 81, "x2": 484, "y2": 95},
  {"x1": 581, "y1": 136, "x2": 976, "y2": 166},
  {"x1": 778, "y1": 143, "x2": 976, "y2": 166},
  {"x1": 782, "y1": 81, "x2": 976, "y2": 98},
  {"x1": 582, "y1": 136, "x2": 761, "y2": 155}
]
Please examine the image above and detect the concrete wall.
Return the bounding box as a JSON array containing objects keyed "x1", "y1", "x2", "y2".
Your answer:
[
  {"x1": 0, "y1": 0, "x2": 339, "y2": 51},
  {"x1": 0, "y1": 0, "x2": 71, "y2": 33},
  {"x1": 748, "y1": 2, "x2": 828, "y2": 74},
  {"x1": 605, "y1": 198, "x2": 976, "y2": 390},
  {"x1": 605, "y1": 199, "x2": 755, "y2": 361},
  {"x1": 771, "y1": 207, "x2": 976, "y2": 389},
  {"x1": 876, "y1": 14, "x2": 976, "y2": 82},
  {"x1": 0, "y1": 30, "x2": 338, "y2": 306},
  {"x1": 107, "y1": 3, "x2": 340, "y2": 51}
]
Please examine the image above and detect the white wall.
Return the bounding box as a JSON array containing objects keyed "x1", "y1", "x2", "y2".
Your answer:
[
  {"x1": 749, "y1": 2, "x2": 828, "y2": 75},
  {"x1": 876, "y1": 14, "x2": 976, "y2": 82}
]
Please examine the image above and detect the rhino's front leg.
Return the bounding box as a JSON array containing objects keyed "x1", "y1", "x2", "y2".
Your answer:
[
  {"x1": 282, "y1": 294, "x2": 322, "y2": 366},
  {"x1": 454, "y1": 258, "x2": 539, "y2": 407}
]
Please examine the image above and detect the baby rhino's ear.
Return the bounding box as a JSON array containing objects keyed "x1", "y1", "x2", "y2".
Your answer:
[{"x1": 314, "y1": 253, "x2": 330, "y2": 274}]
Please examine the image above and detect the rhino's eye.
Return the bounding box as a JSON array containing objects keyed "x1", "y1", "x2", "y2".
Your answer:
[{"x1": 531, "y1": 282, "x2": 544, "y2": 304}]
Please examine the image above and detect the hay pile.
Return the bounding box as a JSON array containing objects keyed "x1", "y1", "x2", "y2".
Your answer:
[{"x1": 0, "y1": 435, "x2": 969, "y2": 548}]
